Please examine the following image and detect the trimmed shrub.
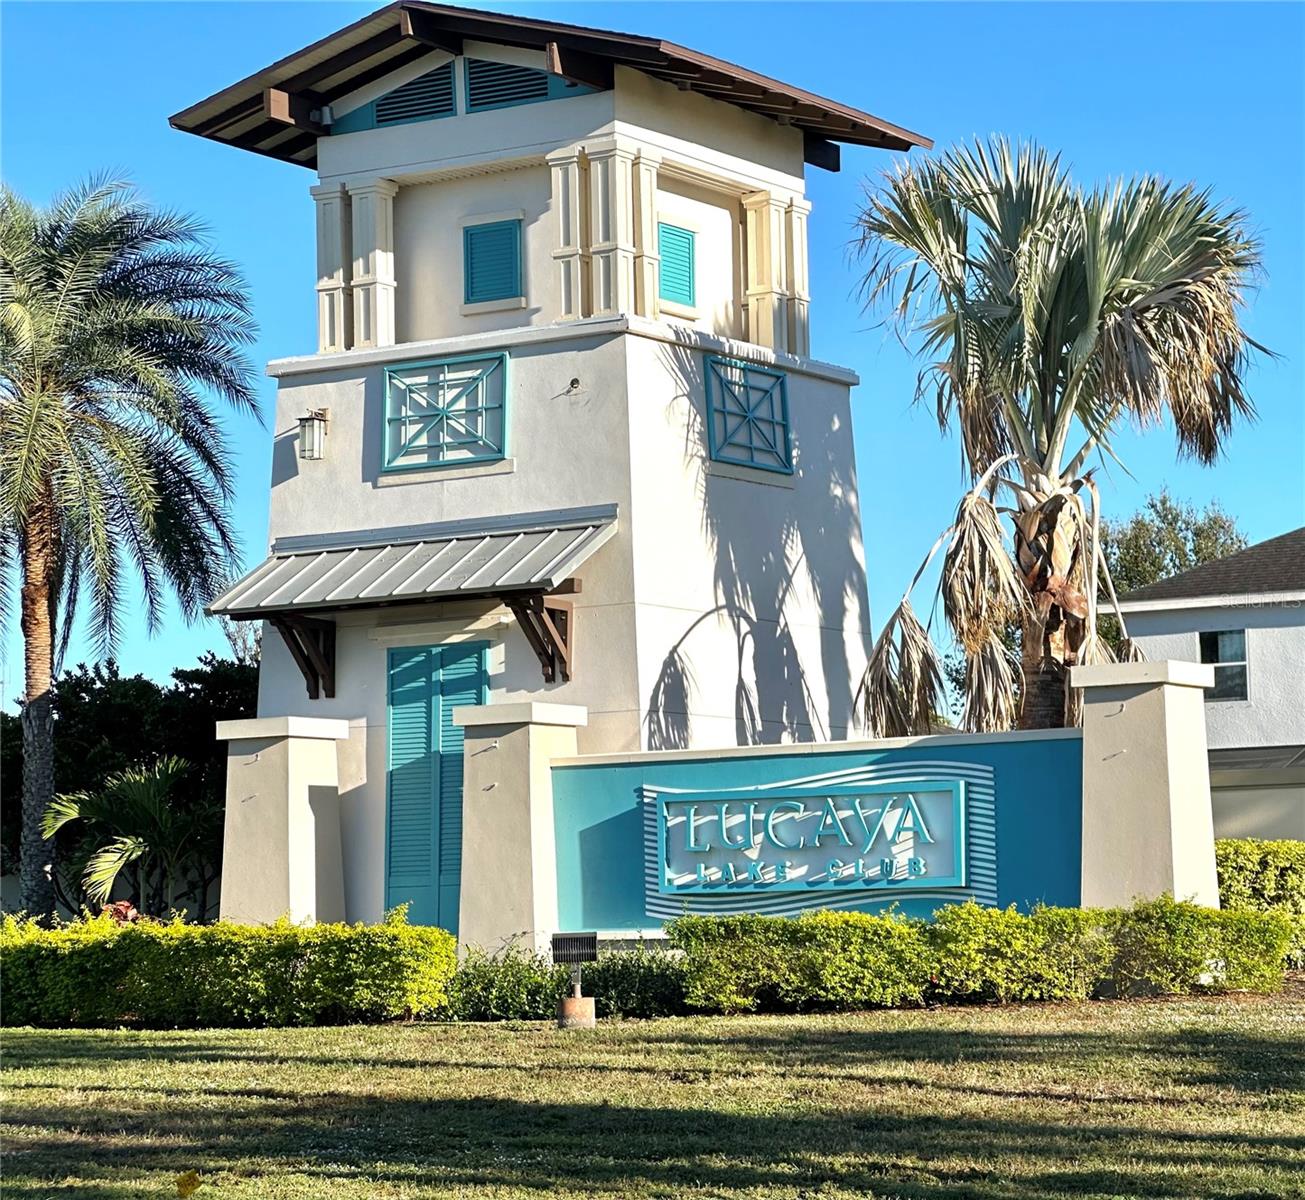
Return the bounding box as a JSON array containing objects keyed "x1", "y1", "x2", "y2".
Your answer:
[
  {"x1": 0, "y1": 908, "x2": 456, "y2": 1028},
  {"x1": 446, "y1": 942, "x2": 689, "y2": 1020},
  {"x1": 1108, "y1": 894, "x2": 1294, "y2": 996},
  {"x1": 667, "y1": 910, "x2": 931, "y2": 1013},
  {"x1": 585, "y1": 943, "x2": 688, "y2": 1019},
  {"x1": 928, "y1": 902, "x2": 1113, "y2": 1003},
  {"x1": 1216, "y1": 837, "x2": 1305, "y2": 966},
  {"x1": 446, "y1": 944, "x2": 570, "y2": 1021}
]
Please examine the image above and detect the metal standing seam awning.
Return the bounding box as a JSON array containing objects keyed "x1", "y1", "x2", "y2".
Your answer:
[{"x1": 209, "y1": 505, "x2": 618, "y2": 695}]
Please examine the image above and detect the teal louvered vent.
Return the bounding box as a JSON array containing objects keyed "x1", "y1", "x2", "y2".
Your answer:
[
  {"x1": 376, "y1": 62, "x2": 455, "y2": 124},
  {"x1": 658, "y1": 223, "x2": 696, "y2": 307},
  {"x1": 463, "y1": 219, "x2": 522, "y2": 304},
  {"x1": 385, "y1": 643, "x2": 487, "y2": 933},
  {"x1": 466, "y1": 59, "x2": 550, "y2": 110},
  {"x1": 384, "y1": 352, "x2": 507, "y2": 472},
  {"x1": 331, "y1": 62, "x2": 455, "y2": 133},
  {"x1": 705, "y1": 356, "x2": 793, "y2": 474}
]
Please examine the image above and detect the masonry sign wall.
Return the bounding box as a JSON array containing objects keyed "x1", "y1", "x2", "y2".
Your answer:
[{"x1": 657, "y1": 782, "x2": 967, "y2": 894}]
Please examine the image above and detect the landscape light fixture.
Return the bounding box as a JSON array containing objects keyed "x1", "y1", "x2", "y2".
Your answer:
[
  {"x1": 551, "y1": 930, "x2": 598, "y2": 1029},
  {"x1": 298, "y1": 408, "x2": 329, "y2": 460}
]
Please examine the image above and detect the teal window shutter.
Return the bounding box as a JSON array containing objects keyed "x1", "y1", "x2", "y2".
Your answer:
[
  {"x1": 658, "y1": 223, "x2": 696, "y2": 307},
  {"x1": 705, "y1": 356, "x2": 793, "y2": 474},
  {"x1": 463, "y1": 219, "x2": 522, "y2": 304}
]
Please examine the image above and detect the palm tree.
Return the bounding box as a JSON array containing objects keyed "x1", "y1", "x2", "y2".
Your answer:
[
  {"x1": 42, "y1": 757, "x2": 221, "y2": 916},
  {"x1": 855, "y1": 139, "x2": 1262, "y2": 734},
  {"x1": 0, "y1": 179, "x2": 257, "y2": 916}
]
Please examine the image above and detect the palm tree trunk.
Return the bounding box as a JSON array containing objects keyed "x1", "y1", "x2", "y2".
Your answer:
[
  {"x1": 1019, "y1": 611, "x2": 1068, "y2": 729},
  {"x1": 19, "y1": 491, "x2": 58, "y2": 918}
]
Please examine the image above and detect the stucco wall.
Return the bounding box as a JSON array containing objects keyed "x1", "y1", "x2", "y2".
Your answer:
[
  {"x1": 1125, "y1": 603, "x2": 1305, "y2": 749},
  {"x1": 623, "y1": 332, "x2": 869, "y2": 748},
  {"x1": 393, "y1": 167, "x2": 557, "y2": 343}
]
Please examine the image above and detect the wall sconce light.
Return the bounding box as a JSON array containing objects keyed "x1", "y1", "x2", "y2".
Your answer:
[{"x1": 298, "y1": 408, "x2": 329, "y2": 460}]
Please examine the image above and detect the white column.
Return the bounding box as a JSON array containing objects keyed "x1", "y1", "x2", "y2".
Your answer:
[
  {"x1": 786, "y1": 197, "x2": 812, "y2": 357},
  {"x1": 349, "y1": 178, "x2": 399, "y2": 349},
  {"x1": 311, "y1": 183, "x2": 351, "y2": 353},
  {"x1": 632, "y1": 149, "x2": 661, "y2": 319},
  {"x1": 547, "y1": 146, "x2": 587, "y2": 321},
  {"x1": 215, "y1": 717, "x2": 355, "y2": 924},
  {"x1": 1072, "y1": 661, "x2": 1220, "y2": 909},
  {"x1": 585, "y1": 138, "x2": 637, "y2": 318},
  {"x1": 743, "y1": 190, "x2": 792, "y2": 352},
  {"x1": 454, "y1": 703, "x2": 587, "y2": 953}
]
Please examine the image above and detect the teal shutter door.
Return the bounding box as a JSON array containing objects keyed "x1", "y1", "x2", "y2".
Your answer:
[{"x1": 385, "y1": 643, "x2": 487, "y2": 934}]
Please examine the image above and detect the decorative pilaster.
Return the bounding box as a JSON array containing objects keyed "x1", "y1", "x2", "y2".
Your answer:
[
  {"x1": 349, "y1": 178, "x2": 398, "y2": 349},
  {"x1": 311, "y1": 183, "x2": 351, "y2": 353},
  {"x1": 786, "y1": 197, "x2": 812, "y2": 357},
  {"x1": 585, "y1": 138, "x2": 637, "y2": 318},
  {"x1": 743, "y1": 190, "x2": 792, "y2": 352},
  {"x1": 547, "y1": 146, "x2": 587, "y2": 321},
  {"x1": 632, "y1": 149, "x2": 661, "y2": 319}
]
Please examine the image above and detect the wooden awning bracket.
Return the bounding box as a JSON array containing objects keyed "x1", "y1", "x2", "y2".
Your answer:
[
  {"x1": 506, "y1": 593, "x2": 574, "y2": 684},
  {"x1": 270, "y1": 614, "x2": 336, "y2": 700}
]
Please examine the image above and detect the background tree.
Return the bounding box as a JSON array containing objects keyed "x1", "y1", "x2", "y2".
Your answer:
[
  {"x1": 1, "y1": 652, "x2": 257, "y2": 915},
  {"x1": 855, "y1": 139, "x2": 1263, "y2": 735},
  {"x1": 0, "y1": 179, "x2": 258, "y2": 916}
]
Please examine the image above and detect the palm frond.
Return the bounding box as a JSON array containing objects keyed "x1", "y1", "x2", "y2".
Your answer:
[{"x1": 858, "y1": 600, "x2": 945, "y2": 738}]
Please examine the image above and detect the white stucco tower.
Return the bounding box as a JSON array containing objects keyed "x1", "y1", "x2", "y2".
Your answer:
[{"x1": 181, "y1": 4, "x2": 930, "y2": 925}]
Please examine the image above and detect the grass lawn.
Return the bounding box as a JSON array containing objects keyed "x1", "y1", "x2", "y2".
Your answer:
[{"x1": 3, "y1": 985, "x2": 1304, "y2": 1199}]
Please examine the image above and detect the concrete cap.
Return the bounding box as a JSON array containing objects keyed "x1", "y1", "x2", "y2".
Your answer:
[
  {"x1": 1070, "y1": 660, "x2": 1216, "y2": 690},
  {"x1": 215, "y1": 716, "x2": 354, "y2": 741},
  {"x1": 453, "y1": 702, "x2": 589, "y2": 729}
]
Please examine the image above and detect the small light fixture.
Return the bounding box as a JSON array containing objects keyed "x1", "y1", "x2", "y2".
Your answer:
[{"x1": 298, "y1": 408, "x2": 329, "y2": 460}]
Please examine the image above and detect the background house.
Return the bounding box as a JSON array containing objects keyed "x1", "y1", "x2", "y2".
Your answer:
[{"x1": 1119, "y1": 527, "x2": 1305, "y2": 839}]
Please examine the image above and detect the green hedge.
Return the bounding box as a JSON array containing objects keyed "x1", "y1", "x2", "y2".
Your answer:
[
  {"x1": 0, "y1": 907, "x2": 456, "y2": 1028},
  {"x1": 3, "y1": 897, "x2": 1292, "y2": 1028},
  {"x1": 666, "y1": 898, "x2": 1293, "y2": 1014},
  {"x1": 1216, "y1": 838, "x2": 1305, "y2": 966}
]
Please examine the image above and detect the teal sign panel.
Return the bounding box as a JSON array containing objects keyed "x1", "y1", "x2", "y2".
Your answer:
[{"x1": 551, "y1": 734, "x2": 1083, "y2": 930}]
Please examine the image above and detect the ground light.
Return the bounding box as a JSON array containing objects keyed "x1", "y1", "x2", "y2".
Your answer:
[{"x1": 552, "y1": 931, "x2": 598, "y2": 1029}]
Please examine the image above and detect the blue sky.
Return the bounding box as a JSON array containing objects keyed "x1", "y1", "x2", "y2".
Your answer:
[{"x1": 2, "y1": 0, "x2": 1303, "y2": 699}]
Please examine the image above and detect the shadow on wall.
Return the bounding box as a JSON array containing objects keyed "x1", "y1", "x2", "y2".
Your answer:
[{"x1": 644, "y1": 337, "x2": 869, "y2": 750}]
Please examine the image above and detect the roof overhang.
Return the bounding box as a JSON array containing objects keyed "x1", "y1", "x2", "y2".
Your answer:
[
  {"x1": 211, "y1": 506, "x2": 618, "y2": 694},
  {"x1": 1117, "y1": 590, "x2": 1305, "y2": 615},
  {"x1": 169, "y1": 1, "x2": 931, "y2": 171}
]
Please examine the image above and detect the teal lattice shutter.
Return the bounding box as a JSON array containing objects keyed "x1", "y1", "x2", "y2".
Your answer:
[{"x1": 385, "y1": 643, "x2": 487, "y2": 934}]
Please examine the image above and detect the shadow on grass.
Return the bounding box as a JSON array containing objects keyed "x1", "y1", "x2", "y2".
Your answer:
[
  {"x1": 2, "y1": 1090, "x2": 1300, "y2": 1200},
  {"x1": 3, "y1": 1021, "x2": 1303, "y2": 1199}
]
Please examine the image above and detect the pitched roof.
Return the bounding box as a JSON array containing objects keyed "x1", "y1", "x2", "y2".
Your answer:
[
  {"x1": 209, "y1": 506, "x2": 617, "y2": 618},
  {"x1": 169, "y1": 1, "x2": 930, "y2": 170},
  {"x1": 1118, "y1": 527, "x2": 1305, "y2": 607}
]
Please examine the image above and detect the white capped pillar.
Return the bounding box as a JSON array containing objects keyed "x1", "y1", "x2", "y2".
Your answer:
[
  {"x1": 632, "y1": 149, "x2": 661, "y2": 318},
  {"x1": 1072, "y1": 661, "x2": 1220, "y2": 909},
  {"x1": 743, "y1": 190, "x2": 792, "y2": 352},
  {"x1": 454, "y1": 702, "x2": 587, "y2": 953},
  {"x1": 547, "y1": 146, "x2": 587, "y2": 321},
  {"x1": 311, "y1": 183, "x2": 351, "y2": 353},
  {"x1": 215, "y1": 716, "x2": 355, "y2": 924},
  {"x1": 786, "y1": 197, "x2": 812, "y2": 357},
  {"x1": 349, "y1": 177, "x2": 398, "y2": 349},
  {"x1": 585, "y1": 138, "x2": 637, "y2": 318}
]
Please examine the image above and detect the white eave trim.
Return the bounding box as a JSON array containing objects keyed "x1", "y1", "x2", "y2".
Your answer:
[
  {"x1": 267, "y1": 315, "x2": 859, "y2": 387},
  {"x1": 1116, "y1": 589, "x2": 1305, "y2": 614}
]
